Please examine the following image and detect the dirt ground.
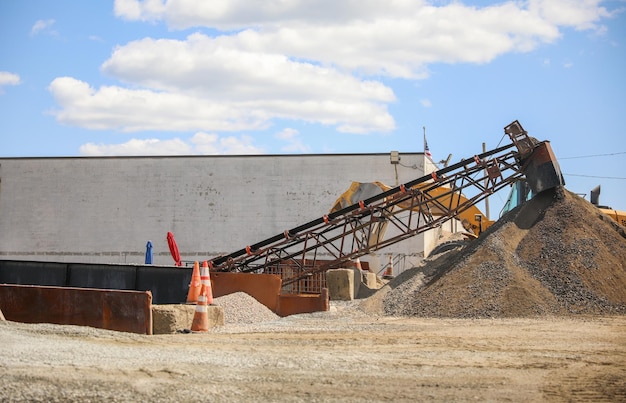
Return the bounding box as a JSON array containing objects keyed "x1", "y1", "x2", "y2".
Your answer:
[{"x1": 2, "y1": 312, "x2": 625, "y2": 402}]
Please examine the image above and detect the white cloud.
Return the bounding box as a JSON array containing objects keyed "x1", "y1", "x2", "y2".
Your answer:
[
  {"x1": 420, "y1": 99, "x2": 432, "y2": 108},
  {"x1": 48, "y1": 76, "x2": 270, "y2": 132},
  {"x1": 528, "y1": 0, "x2": 612, "y2": 31},
  {"x1": 275, "y1": 128, "x2": 310, "y2": 153},
  {"x1": 30, "y1": 19, "x2": 57, "y2": 37},
  {"x1": 101, "y1": 34, "x2": 395, "y2": 103},
  {"x1": 105, "y1": 0, "x2": 613, "y2": 95},
  {"x1": 114, "y1": 0, "x2": 144, "y2": 21},
  {"x1": 80, "y1": 138, "x2": 191, "y2": 156},
  {"x1": 190, "y1": 132, "x2": 264, "y2": 154},
  {"x1": 114, "y1": 0, "x2": 166, "y2": 22},
  {"x1": 50, "y1": 36, "x2": 397, "y2": 134},
  {"x1": 113, "y1": 1, "x2": 568, "y2": 78},
  {"x1": 0, "y1": 72, "x2": 21, "y2": 93},
  {"x1": 51, "y1": 1, "x2": 614, "y2": 146},
  {"x1": 275, "y1": 128, "x2": 298, "y2": 141},
  {"x1": 115, "y1": 0, "x2": 609, "y2": 35},
  {"x1": 79, "y1": 132, "x2": 264, "y2": 156},
  {"x1": 111, "y1": 1, "x2": 614, "y2": 73},
  {"x1": 114, "y1": 0, "x2": 421, "y2": 29}
]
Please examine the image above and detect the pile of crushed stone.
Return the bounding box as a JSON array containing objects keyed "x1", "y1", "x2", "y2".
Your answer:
[
  {"x1": 214, "y1": 292, "x2": 280, "y2": 324},
  {"x1": 365, "y1": 187, "x2": 626, "y2": 318}
]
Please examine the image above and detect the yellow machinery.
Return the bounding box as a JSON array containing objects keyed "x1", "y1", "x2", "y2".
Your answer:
[
  {"x1": 330, "y1": 179, "x2": 625, "y2": 256},
  {"x1": 330, "y1": 181, "x2": 494, "y2": 239},
  {"x1": 600, "y1": 207, "x2": 626, "y2": 227},
  {"x1": 591, "y1": 185, "x2": 626, "y2": 227},
  {"x1": 500, "y1": 180, "x2": 626, "y2": 227}
]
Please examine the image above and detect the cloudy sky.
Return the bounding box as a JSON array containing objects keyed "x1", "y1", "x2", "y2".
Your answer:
[{"x1": 1, "y1": 0, "x2": 625, "y2": 212}]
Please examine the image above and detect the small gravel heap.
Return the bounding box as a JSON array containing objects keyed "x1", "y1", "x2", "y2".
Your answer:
[
  {"x1": 375, "y1": 187, "x2": 626, "y2": 318},
  {"x1": 214, "y1": 292, "x2": 280, "y2": 324}
]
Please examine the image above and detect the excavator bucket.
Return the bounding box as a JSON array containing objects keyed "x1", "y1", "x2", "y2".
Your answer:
[
  {"x1": 520, "y1": 141, "x2": 565, "y2": 194},
  {"x1": 330, "y1": 181, "x2": 386, "y2": 212}
]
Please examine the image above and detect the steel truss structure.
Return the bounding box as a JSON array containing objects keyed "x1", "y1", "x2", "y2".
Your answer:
[{"x1": 209, "y1": 124, "x2": 536, "y2": 287}]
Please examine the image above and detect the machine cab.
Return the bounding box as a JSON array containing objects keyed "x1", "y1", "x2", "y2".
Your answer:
[{"x1": 500, "y1": 180, "x2": 533, "y2": 218}]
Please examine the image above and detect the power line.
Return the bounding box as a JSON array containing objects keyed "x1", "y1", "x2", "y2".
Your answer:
[
  {"x1": 559, "y1": 151, "x2": 626, "y2": 160},
  {"x1": 564, "y1": 173, "x2": 626, "y2": 180}
]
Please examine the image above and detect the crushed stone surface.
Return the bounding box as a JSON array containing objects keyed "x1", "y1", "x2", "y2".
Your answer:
[
  {"x1": 369, "y1": 187, "x2": 626, "y2": 318},
  {"x1": 213, "y1": 291, "x2": 280, "y2": 324}
]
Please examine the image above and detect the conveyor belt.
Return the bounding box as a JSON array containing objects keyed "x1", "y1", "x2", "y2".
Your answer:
[{"x1": 208, "y1": 121, "x2": 560, "y2": 287}]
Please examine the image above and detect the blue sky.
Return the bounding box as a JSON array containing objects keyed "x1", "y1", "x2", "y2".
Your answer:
[{"x1": 1, "y1": 0, "x2": 625, "y2": 215}]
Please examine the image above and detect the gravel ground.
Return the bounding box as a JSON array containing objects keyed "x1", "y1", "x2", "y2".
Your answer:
[{"x1": 2, "y1": 309, "x2": 625, "y2": 402}]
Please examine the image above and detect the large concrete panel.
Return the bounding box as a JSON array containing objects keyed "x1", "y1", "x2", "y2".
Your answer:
[{"x1": 0, "y1": 154, "x2": 434, "y2": 269}]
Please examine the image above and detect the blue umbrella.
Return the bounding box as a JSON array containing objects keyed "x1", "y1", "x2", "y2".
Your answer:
[{"x1": 145, "y1": 240, "x2": 153, "y2": 264}]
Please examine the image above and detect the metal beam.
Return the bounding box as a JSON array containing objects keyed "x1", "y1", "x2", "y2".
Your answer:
[{"x1": 209, "y1": 139, "x2": 528, "y2": 289}]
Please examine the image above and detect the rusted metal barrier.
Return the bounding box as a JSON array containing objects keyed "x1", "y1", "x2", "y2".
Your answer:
[
  {"x1": 0, "y1": 284, "x2": 153, "y2": 335},
  {"x1": 276, "y1": 289, "x2": 329, "y2": 317},
  {"x1": 210, "y1": 272, "x2": 329, "y2": 316},
  {"x1": 211, "y1": 272, "x2": 282, "y2": 312}
]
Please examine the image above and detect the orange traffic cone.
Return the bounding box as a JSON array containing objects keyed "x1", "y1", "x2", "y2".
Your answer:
[
  {"x1": 186, "y1": 261, "x2": 202, "y2": 303},
  {"x1": 354, "y1": 256, "x2": 364, "y2": 271},
  {"x1": 383, "y1": 255, "x2": 395, "y2": 279},
  {"x1": 190, "y1": 284, "x2": 209, "y2": 332},
  {"x1": 200, "y1": 261, "x2": 214, "y2": 305}
]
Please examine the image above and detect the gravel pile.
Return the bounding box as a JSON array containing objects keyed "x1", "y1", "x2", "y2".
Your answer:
[
  {"x1": 371, "y1": 186, "x2": 626, "y2": 318},
  {"x1": 213, "y1": 292, "x2": 280, "y2": 324}
]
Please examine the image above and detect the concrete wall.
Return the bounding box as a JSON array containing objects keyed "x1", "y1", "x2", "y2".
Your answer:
[{"x1": 0, "y1": 153, "x2": 435, "y2": 270}]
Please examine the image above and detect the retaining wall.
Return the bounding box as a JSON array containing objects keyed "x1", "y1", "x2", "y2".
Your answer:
[{"x1": 0, "y1": 259, "x2": 191, "y2": 304}]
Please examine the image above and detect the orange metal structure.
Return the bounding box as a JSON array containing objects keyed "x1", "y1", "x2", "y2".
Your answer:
[
  {"x1": 207, "y1": 121, "x2": 564, "y2": 295},
  {"x1": 210, "y1": 271, "x2": 329, "y2": 316}
]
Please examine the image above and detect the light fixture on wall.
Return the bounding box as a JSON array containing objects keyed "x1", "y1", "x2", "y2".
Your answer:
[{"x1": 390, "y1": 151, "x2": 400, "y2": 164}]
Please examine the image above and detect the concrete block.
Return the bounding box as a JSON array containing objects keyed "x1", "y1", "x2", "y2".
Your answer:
[
  {"x1": 361, "y1": 272, "x2": 377, "y2": 288},
  {"x1": 326, "y1": 269, "x2": 355, "y2": 301},
  {"x1": 152, "y1": 304, "x2": 224, "y2": 334}
]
